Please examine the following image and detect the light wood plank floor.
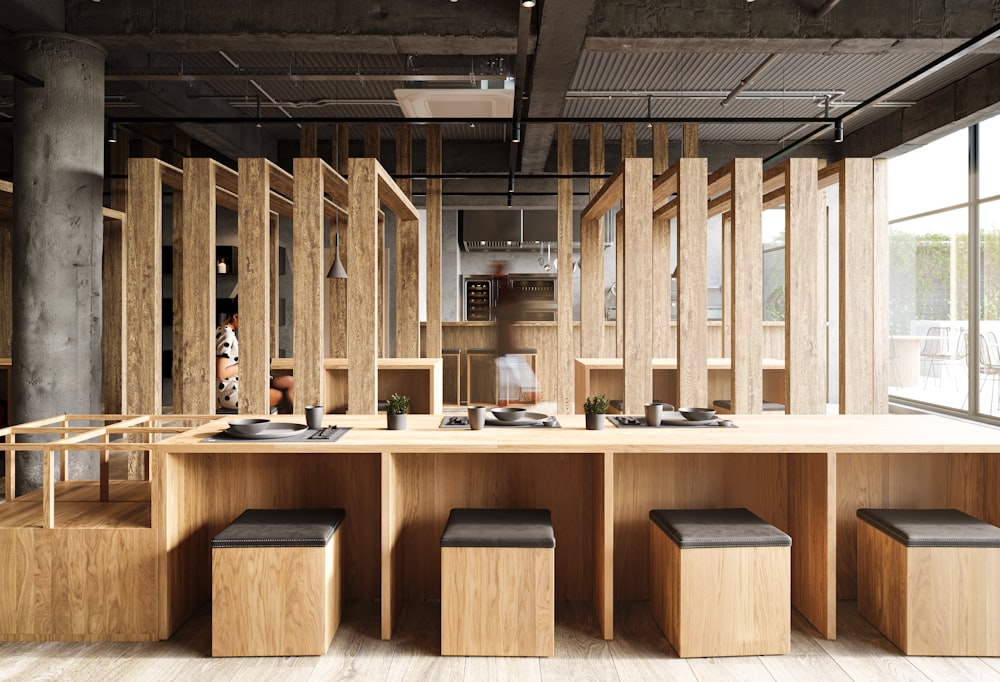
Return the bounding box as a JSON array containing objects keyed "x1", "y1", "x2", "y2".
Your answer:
[{"x1": 1, "y1": 600, "x2": 997, "y2": 681}]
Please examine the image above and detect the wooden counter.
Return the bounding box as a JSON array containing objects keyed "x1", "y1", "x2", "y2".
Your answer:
[
  {"x1": 4, "y1": 413, "x2": 1000, "y2": 645},
  {"x1": 574, "y1": 357, "x2": 787, "y2": 412}
]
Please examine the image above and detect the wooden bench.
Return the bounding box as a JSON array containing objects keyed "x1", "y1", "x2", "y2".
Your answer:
[
  {"x1": 650, "y1": 507, "x2": 791, "y2": 657},
  {"x1": 857, "y1": 508, "x2": 1000, "y2": 656},
  {"x1": 211, "y1": 508, "x2": 345, "y2": 657},
  {"x1": 440, "y1": 508, "x2": 555, "y2": 656}
]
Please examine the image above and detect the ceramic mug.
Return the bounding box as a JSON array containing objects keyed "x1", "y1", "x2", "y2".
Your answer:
[
  {"x1": 305, "y1": 405, "x2": 324, "y2": 430},
  {"x1": 467, "y1": 405, "x2": 487, "y2": 430}
]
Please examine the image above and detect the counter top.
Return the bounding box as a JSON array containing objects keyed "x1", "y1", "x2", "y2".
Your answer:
[{"x1": 575, "y1": 357, "x2": 786, "y2": 370}]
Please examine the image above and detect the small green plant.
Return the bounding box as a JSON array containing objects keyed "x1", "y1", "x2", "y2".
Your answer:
[
  {"x1": 584, "y1": 394, "x2": 609, "y2": 415},
  {"x1": 386, "y1": 393, "x2": 410, "y2": 415}
]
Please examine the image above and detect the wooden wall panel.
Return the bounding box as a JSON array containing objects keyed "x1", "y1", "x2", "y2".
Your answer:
[
  {"x1": 785, "y1": 158, "x2": 826, "y2": 414},
  {"x1": 125, "y1": 158, "x2": 163, "y2": 414},
  {"x1": 347, "y1": 158, "x2": 379, "y2": 414},
  {"x1": 175, "y1": 159, "x2": 217, "y2": 415},
  {"x1": 425, "y1": 125, "x2": 443, "y2": 359},
  {"x1": 676, "y1": 158, "x2": 708, "y2": 407},
  {"x1": 581, "y1": 124, "x2": 606, "y2": 358},
  {"x1": 557, "y1": 125, "x2": 575, "y2": 413},
  {"x1": 293, "y1": 158, "x2": 326, "y2": 411},
  {"x1": 652, "y1": 124, "x2": 672, "y2": 358},
  {"x1": 396, "y1": 125, "x2": 420, "y2": 358},
  {"x1": 622, "y1": 158, "x2": 654, "y2": 415},
  {"x1": 730, "y1": 159, "x2": 763, "y2": 414},
  {"x1": 237, "y1": 159, "x2": 272, "y2": 415},
  {"x1": 872, "y1": 159, "x2": 889, "y2": 414},
  {"x1": 102, "y1": 128, "x2": 129, "y2": 413},
  {"x1": 839, "y1": 159, "x2": 875, "y2": 414}
]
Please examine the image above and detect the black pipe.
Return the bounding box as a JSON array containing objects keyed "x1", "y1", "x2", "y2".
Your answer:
[{"x1": 99, "y1": 115, "x2": 834, "y2": 126}]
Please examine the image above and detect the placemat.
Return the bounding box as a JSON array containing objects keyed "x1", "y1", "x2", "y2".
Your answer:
[
  {"x1": 609, "y1": 415, "x2": 736, "y2": 428},
  {"x1": 202, "y1": 426, "x2": 352, "y2": 443},
  {"x1": 439, "y1": 416, "x2": 561, "y2": 428}
]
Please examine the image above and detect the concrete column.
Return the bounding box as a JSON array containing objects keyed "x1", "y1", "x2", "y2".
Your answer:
[{"x1": 12, "y1": 33, "x2": 106, "y2": 494}]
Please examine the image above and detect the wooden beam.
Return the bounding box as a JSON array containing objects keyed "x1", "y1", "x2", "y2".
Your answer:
[
  {"x1": 101, "y1": 207, "x2": 126, "y2": 222},
  {"x1": 721, "y1": 212, "x2": 732, "y2": 359},
  {"x1": 159, "y1": 161, "x2": 184, "y2": 191},
  {"x1": 270, "y1": 212, "x2": 280, "y2": 357},
  {"x1": 375, "y1": 163, "x2": 419, "y2": 221},
  {"x1": 395, "y1": 124, "x2": 412, "y2": 198},
  {"x1": 616, "y1": 208, "x2": 624, "y2": 358},
  {"x1": 103, "y1": 128, "x2": 129, "y2": 414},
  {"x1": 654, "y1": 197, "x2": 678, "y2": 221},
  {"x1": 839, "y1": 159, "x2": 875, "y2": 414},
  {"x1": 300, "y1": 123, "x2": 318, "y2": 158},
  {"x1": 676, "y1": 157, "x2": 708, "y2": 407},
  {"x1": 293, "y1": 158, "x2": 326, "y2": 412},
  {"x1": 336, "y1": 124, "x2": 349, "y2": 175},
  {"x1": 348, "y1": 158, "x2": 380, "y2": 414},
  {"x1": 365, "y1": 123, "x2": 380, "y2": 160},
  {"x1": 762, "y1": 187, "x2": 788, "y2": 211},
  {"x1": 175, "y1": 158, "x2": 217, "y2": 415},
  {"x1": 785, "y1": 158, "x2": 825, "y2": 414},
  {"x1": 872, "y1": 159, "x2": 889, "y2": 414},
  {"x1": 125, "y1": 158, "x2": 163, "y2": 414},
  {"x1": 557, "y1": 124, "x2": 575, "y2": 413},
  {"x1": 818, "y1": 161, "x2": 843, "y2": 190},
  {"x1": 763, "y1": 165, "x2": 787, "y2": 194},
  {"x1": 268, "y1": 189, "x2": 294, "y2": 218},
  {"x1": 237, "y1": 158, "x2": 272, "y2": 415},
  {"x1": 653, "y1": 124, "x2": 672, "y2": 359},
  {"x1": 707, "y1": 160, "x2": 734, "y2": 198},
  {"x1": 729, "y1": 158, "x2": 763, "y2": 415},
  {"x1": 395, "y1": 124, "x2": 420, "y2": 358},
  {"x1": 682, "y1": 123, "x2": 699, "y2": 158},
  {"x1": 620, "y1": 123, "x2": 637, "y2": 160},
  {"x1": 581, "y1": 163, "x2": 624, "y2": 223},
  {"x1": 652, "y1": 165, "x2": 679, "y2": 209},
  {"x1": 622, "y1": 157, "x2": 654, "y2": 415},
  {"x1": 267, "y1": 163, "x2": 295, "y2": 202},
  {"x1": 322, "y1": 165, "x2": 349, "y2": 207},
  {"x1": 652, "y1": 124, "x2": 670, "y2": 175},
  {"x1": 581, "y1": 124, "x2": 606, "y2": 360},
  {"x1": 425, "y1": 125, "x2": 443, "y2": 359}
]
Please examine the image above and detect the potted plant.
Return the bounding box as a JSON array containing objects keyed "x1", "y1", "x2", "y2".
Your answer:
[
  {"x1": 584, "y1": 394, "x2": 609, "y2": 430},
  {"x1": 386, "y1": 393, "x2": 410, "y2": 430}
]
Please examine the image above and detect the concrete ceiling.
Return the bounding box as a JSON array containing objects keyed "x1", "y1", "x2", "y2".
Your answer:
[{"x1": 3, "y1": 0, "x2": 1000, "y2": 197}]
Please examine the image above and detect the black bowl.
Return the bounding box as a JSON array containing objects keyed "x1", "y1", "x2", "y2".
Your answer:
[
  {"x1": 491, "y1": 407, "x2": 527, "y2": 422},
  {"x1": 227, "y1": 418, "x2": 270, "y2": 435},
  {"x1": 679, "y1": 407, "x2": 716, "y2": 421}
]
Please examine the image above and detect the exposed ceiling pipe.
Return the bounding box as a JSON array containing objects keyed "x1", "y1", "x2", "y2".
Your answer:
[
  {"x1": 721, "y1": 53, "x2": 781, "y2": 107},
  {"x1": 108, "y1": 115, "x2": 835, "y2": 125},
  {"x1": 100, "y1": 72, "x2": 511, "y2": 83},
  {"x1": 507, "y1": 2, "x2": 534, "y2": 205},
  {"x1": 813, "y1": 0, "x2": 845, "y2": 19},
  {"x1": 218, "y1": 51, "x2": 295, "y2": 123}
]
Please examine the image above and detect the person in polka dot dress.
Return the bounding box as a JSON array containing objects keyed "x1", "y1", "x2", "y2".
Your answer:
[{"x1": 215, "y1": 305, "x2": 294, "y2": 412}]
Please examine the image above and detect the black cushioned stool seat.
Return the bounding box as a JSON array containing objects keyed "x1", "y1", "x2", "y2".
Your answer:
[
  {"x1": 649, "y1": 507, "x2": 791, "y2": 657},
  {"x1": 211, "y1": 508, "x2": 346, "y2": 657},
  {"x1": 440, "y1": 508, "x2": 555, "y2": 656},
  {"x1": 650, "y1": 507, "x2": 792, "y2": 549},
  {"x1": 856, "y1": 507, "x2": 1000, "y2": 655}
]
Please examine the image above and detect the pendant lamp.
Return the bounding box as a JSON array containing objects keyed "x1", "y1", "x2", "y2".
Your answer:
[{"x1": 327, "y1": 209, "x2": 348, "y2": 279}]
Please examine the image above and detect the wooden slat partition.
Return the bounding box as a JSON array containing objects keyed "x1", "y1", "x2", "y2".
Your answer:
[
  {"x1": 269, "y1": 212, "x2": 280, "y2": 357},
  {"x1": 785, "y1": 158, "x2": 826, "y2": 414},
  {"x1": 237, "y1": 159, "x2": 272, "y2": 415},
  {"x1": 365, "y1": 125, "x2": 385, "y2": 357},
  {"x1": 175, "y1": 158, "x2": 218, "y2": 415},
  {"x1": 300, "y1": 123, "x2": 317, "y2": 158},
  {"x1": 103, "y1": 128, "x2": 128, "y2": 414},
  {"x1": 425, "y1": 125, "x2": 442, "y2": 360},
  {"x1": 328, "y1": 124, "x2": 350, "y2": 358},
  {"x1": 721, "y1": 212, "x2": 732, "y2": 358},
  {"x1": 169, "y1": 134, "x2": 191, "y2": 420},
  {"x1": 347, "y1": 158, "x2": 380, "y2": 414},
  {"x1": 652, "y1": 165, "x2": 678, "y2": 209},
  {"x1": 293, "y1": 158, "x2": 326, "y2": 411},
  {"x1": 581, "y1": 124, "x2": 606, "y2": 359},
  {"x1": 872, "y1": 159, "x2": 889, "y2": 414},
  {"x1": 557, "y1": 125, "x2": 575, "y2": 413},
  {"x1": 396, "y1": 125, "x2": 420, "y2": 358},
  {"x1": 125, "y1": 158, "x2": 165, "y2": 414},
  {"x1": 730, "y1": 159, "x2": 763, "y2": 414},
  {"x1": 622, "y1": 157, "x2": 654, "y2": 414},
  {"x1": 682, "y1": 123, "x2": 699, "y2": 158},
  {"x1": 839, "y1": 159, "x2": 875, "y2": 414},
  {"x1": 676, "y1": 157, "x2": 708, "y2": 407},
  {"x1": 616, "y1": 125, "x2": 638, "y2": 360},
  {"x1": 653, "y1": 124, "x2": 673, "y2": 358}
]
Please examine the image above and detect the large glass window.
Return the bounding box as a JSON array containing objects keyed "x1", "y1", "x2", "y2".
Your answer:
[
  {"x1": 980, "y1": 116, "x2": 1000, "y2": 200},
  {"x1": 979, "y1": 199, "x2": 1000, "y2": 418},
  {"x1": 888, "y1": 129, "x2": 968, "y2": 221}
]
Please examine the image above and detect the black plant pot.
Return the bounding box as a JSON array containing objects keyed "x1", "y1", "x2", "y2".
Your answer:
[
  {"x1": 387, "y1": 413, "x2": 407, "y2": 430},
  {"x1": 585, "y1": 413, "x2": 605, "y2": 430}
]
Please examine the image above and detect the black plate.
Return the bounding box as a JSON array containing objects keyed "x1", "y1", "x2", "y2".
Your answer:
[{"x1": 222, "y1": 422, "x2": 309, "y2": 439}]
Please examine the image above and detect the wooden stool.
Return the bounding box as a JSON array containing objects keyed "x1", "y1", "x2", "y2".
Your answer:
[
  {"x1": 650, "y1": 507, "x2": 791, "y2": 658},
  {"x1": 442, "y1": 349, "x2": 461, "y2": 405},
  {"x1": 441, "y1": 508, "x2": 555, "y2": 656},
  {"x1": 857, "y1": 508, "x2": 1000, "y2": 656},
  {"x1": 211, "y1": 508, "x2": 345, "y2": 657}
]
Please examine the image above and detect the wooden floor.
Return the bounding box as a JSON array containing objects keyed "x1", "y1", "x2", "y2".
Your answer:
[{"x1": 0, "y1": 600, "x2": 997, "y2": 681}]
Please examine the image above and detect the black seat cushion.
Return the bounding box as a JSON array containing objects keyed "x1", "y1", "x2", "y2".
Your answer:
[
  {"x1": 441, "y1": 508, "x2": 555, "y2": 549},
  {"x1": 211, "y1": 508, "x2": 345, "y2": 548},
  {"x1": 857, "y1": 508, "x2": 1000, "y2": 548},
  {"x1": 650, "y1": 508, "x2": 791, "y2": 548}
]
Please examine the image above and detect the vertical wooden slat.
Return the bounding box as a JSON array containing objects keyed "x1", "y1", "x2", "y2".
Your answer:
[
  {"x1": 622, "y1": 157, "x2": 654, "y2": 415},
  {"x1": 270, "y1": 212, "x2": 280, "y2": 358},
  {"x1": 328, "y1": 124, "x2": 349, "y2": 358},
  {"x1": 348, "y1": 158, "x2": 379, "y2": 414},
  {"x1": 616, "y1": 209, "x2": 625, "y2": 358},
  {"x1": 396, "y1": 125, "x2": 419, "y2": 358},
  {"x1": 730, "y1": 159, "x2": 763, "y2": 414},
  {"x1": 721, "y1": 212, "x2": 732, "y2": 359},
  {"x1": 170, "y1": 131, "x2": 192, "y2": 421},
  {"x1": 364, "y1": 124, "x2": 386, "y2": 357},
  {"x1": 683, "y1": 123, "x2": 699, "y2": 158},
  {"x1": 581, "y1": 124, "x2": 605, "y2": 359},
  {"x1": 839, "y1": 159, "x2": 875, "y2": 414},
  {"x1": 103, "y1": 127, "x2": 129, "y2": 414},
  {"x1": 0, "y1": 220, "x2": 10, "y2": 358},
  {"x1": 872, "y1": 159, "x2": 889, "y2": 414},
  {"x1": 176, "y1": 158, "x2": 217, "y2": 415},
  {"x1": 125, "y1": 158, "x2": 163, "y2": 414},
  {"x1": 557, "y1": 124, "x2": 575, "y2": 413},
  {"x1": 300, "y1": 123, "x2": 318, "y2": 158},
  {"x1": 785, "y1": 158, "x2": 825, "y2": 414},
  {"x1": 425, "y1": 125, "x2": 443, "y2": 359},
  {"x1": 676, "y1": 157, "x2": 708, "y2": 407},
  {"x1": 237, "y1": 158, "x2": 271, "y2": 415},
  {"x1": 653, "y1": 124, "x2": 671, "y2": 358},
  {"x1": 620, "y1": 123, "x2": 637, "y2": 161},
  {"x1": 293, "y1": 157, "x2": 325, "y2": 411}
]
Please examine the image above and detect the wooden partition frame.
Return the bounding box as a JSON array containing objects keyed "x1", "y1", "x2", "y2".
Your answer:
[
  {"x1": 556, "y1": 125, "x2": 575, "y2": 413},
  {"x1": 581, "y1": 124, "x2": 606, "y2": 359},
  {"x1": 346, "y1": 158, "x2": 420, "y2": 415}
]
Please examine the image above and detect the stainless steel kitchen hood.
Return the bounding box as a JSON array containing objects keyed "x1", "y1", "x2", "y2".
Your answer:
[{"x1": 459, "y1": 210, "x2": 558, "y2": 251}]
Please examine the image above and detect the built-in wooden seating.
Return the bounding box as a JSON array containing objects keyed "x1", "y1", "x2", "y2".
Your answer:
[
  {"x1": 211, "y1": 508, "x2": 345, "y2": 657},
  {"x1": 649, "y1": 507, "x2": 791, "y2": 658},
  {"x1": 856, "y1": 508, "x2": 1000, "y2": 656},
  {"x1": 440, "y1": 508, "x2": 555, "y2": 656}
]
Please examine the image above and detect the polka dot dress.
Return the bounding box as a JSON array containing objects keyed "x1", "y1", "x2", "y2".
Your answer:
[{"x1": 215, "y1": 323, "x2": 239, "y2": 409}]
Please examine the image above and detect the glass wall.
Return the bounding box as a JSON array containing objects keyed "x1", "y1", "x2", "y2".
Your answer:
[{"x1": 888, "y1": 115, "x2": 1000, "y2": 420}]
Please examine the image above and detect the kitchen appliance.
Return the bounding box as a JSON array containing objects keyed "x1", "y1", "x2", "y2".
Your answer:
[{"x1": 463, "y1": 274, "x2": 557, "y2": 322}]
